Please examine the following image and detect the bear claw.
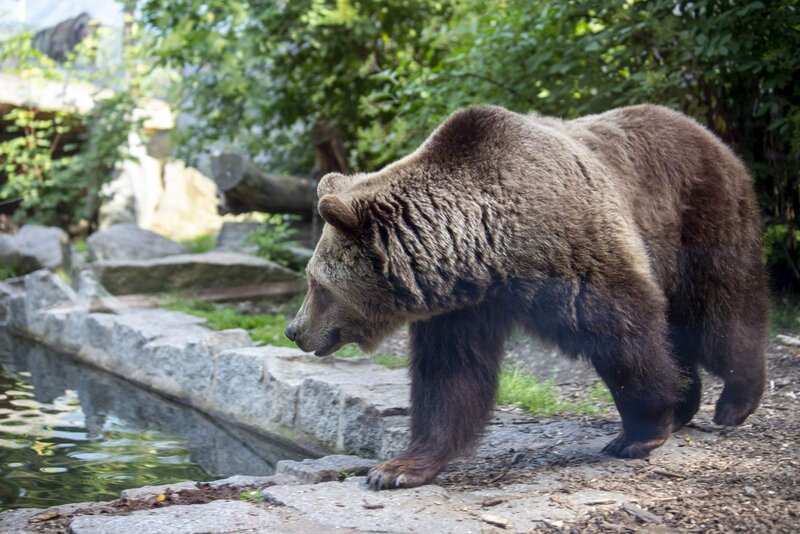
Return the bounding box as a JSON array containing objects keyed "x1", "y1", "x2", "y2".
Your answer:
[
  {"x1": 603, "y1": 433, "x2": 667, "y2": 459},
  {"x1": 365, "y1": 459, "x2": 436, "y2": 490}
]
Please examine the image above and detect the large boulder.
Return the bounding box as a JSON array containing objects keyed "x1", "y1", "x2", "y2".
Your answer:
[
  {"x1": 2, "y1": 225, "x2": 71, "y2": 273},
  {"x1": 215, "y1": 221, "x2": 260, "y2": 254},
  {"x1": 0, "y1": 234, "x2": 21, "y2": 271},
  {"x1": 90, "y1": 251, "x2": 299, "y2": 295},
  {"x1": 87, "y1": 224, "x2": 185, "y2": 261}
]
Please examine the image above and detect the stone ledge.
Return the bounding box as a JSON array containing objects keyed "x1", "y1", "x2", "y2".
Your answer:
[{"x1": 0, "y1": 270, "x2": 411, "y2": 461}]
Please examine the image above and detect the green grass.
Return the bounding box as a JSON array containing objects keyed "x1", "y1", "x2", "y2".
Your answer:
[
  {"x1": 165, "y1": 299, "x2": 296, "y2": 347},
  {"x1": 496, "y1": 369, "x2": 566, "y2": 416},
  {"x1": 0, "y1": 265, "x2": 21, "y2": 281},
  {"x1": 164, "y1": 298, "x2": 407, "y2": 366},
  {"x1": 496, "y1": 368, "x2": 613, "y2": 416},
  {"x1": 239, "y1": 489, "x2": 265, "y2": 503},
  {"x1": 181, "y1": 234, "x2": 216, "y2": 254},
  {"x1": 73, "y1": 239, "x2": 89, "y2": 255}
]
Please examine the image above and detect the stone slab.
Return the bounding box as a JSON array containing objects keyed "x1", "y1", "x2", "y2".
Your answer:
[
  {"x1": 90, "y1": 251, "x2": 299, "y2": 294},
  {"x1": 275, "y1": 455, "x2": 377, "y2": 484},
  {"x1": 68, "y1": 500, "x2": 311, "y2": 534},
  {"x1": 87, "y1": 224, "x2": 185, "y2": 261}
]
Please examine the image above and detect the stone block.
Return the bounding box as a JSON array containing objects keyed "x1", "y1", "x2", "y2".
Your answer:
[
  {"x1": 275, "y1": 455, "x2": 377, "y2": 484},
  {"x1": 212, "y1": 348, "x2": 270, "y2": 422}
]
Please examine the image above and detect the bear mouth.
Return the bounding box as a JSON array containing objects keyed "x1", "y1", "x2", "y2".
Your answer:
[{"x1": 313, "y1": 329, "x2": 343, "y2": 357}]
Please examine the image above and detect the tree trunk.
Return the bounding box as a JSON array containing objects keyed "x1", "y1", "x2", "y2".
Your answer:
[
  {"x1": 310, "y1": 121, "x2": 351, "y2": 242},
  {"x1": 210, "y1": 153, "x2": 314, "y2": 217}
]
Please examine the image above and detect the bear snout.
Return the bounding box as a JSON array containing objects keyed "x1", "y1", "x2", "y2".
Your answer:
[{"x1": 284, "y1": 322, "x2": 298, "y2": 342}]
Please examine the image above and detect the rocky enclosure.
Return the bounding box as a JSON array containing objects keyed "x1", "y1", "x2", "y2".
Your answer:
[{"x1": 0, "y1": 270, "x2": 798, "y2": 533}]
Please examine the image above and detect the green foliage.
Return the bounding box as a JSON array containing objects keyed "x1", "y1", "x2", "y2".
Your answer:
[
  {"x1": 245, "y1": 216, "x2": 305, "y2": 271},
  {"x1": 181, "y1": 233, "x2": 217, "y2": 253},
  {"x1": 134, "y1": 0, "x2": 800, "y2": 288},
  {"x1": 771, "y1": 296, "x2": 800, "y2": 334},
  {"x1": 0, "y1": 265, "x2": 21, "y2": 281},
  {"x1": 131, "y1": 0, "x2": 455, "y2": 173},
  {"x1": 367, "y1": 354, "x2": 408, "y2": 369},
  {"x1": 0, "y1": 30, "x2": 140, "y2": 232}
]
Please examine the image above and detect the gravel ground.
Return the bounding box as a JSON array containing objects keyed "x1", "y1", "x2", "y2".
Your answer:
[{"x1": 437, "y1": 335, "x2": 800, "y2": 533}]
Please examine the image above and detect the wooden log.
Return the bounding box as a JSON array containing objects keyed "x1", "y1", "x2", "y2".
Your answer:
[{"x1": 210, "y1": 153, "x2": 315, "y2": 217}]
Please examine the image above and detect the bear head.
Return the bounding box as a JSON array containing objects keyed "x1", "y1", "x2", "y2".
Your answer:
[{"x1": 285, "y1": 172, "x2": 406, "y2": 356}]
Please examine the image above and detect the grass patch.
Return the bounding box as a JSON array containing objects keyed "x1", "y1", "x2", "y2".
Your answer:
[
  {"x1": 181, "y1": 233, "x2": 216, "y2": 254},
  {"x1": 496, "y1": 368, "x2": 613, "y2": 416},
  {"x1": 368, "y1": 354, "x2": 409, "y2": 369},
  {"x1": 73, "y1": 239, "x2": 89, "y2": 255},
  {"x1": 496, "y1": 368, "x2": 566, "y2": 416},
  {"x1": 164, "y1": 298, "x2": 407, "y2": 366},
  {"x1": 165, "y1": 299, "x2": 295, "y2": 347},
  {"x1": 239, "y1": 489, "x2": 265, "y2": 503}
]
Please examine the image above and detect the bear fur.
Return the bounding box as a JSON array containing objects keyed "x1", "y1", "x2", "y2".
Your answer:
[{"x1": 286, "y1": 104, "x2": 769, "y2": 490}]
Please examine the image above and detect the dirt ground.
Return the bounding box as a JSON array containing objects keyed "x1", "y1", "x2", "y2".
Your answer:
[
  {"x1": 435, "y1": 335, "x2": 800, "y2": 533},
  {"x1": 243, "y1": 305, "x2": 799, "y2": 532}
]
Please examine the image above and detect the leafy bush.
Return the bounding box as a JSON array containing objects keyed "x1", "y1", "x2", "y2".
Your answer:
[
  {"x1": 181, "y1": 233, "x2": 217, "y2": 253},
  {"x1": 134, "y1": 0, "x2": 800, "y2": 289},
  {"x1": 0, "y1": 28, "x2": 141, "y2": 234},
  {"x1": 244, "y1": 215, "x2": 306, "y2": 271}
]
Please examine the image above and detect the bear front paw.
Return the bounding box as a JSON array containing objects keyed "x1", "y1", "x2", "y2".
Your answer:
[
  {"x1": 365, "y1": 458, "x2": 439, "y2": 490},
  {"x1": 602, "y1": 433, "x2": 667, "y2": 459}
]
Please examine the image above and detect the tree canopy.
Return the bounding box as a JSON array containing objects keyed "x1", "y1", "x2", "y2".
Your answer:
[{"x1": 130, "y1": 1, "x2": 800, "y2": 286}]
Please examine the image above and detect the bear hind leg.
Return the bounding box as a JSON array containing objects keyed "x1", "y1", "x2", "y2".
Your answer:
[
  {"x1": 705, "y1": 321, "x2": 767, "y2": 426},
  {"x1": 530, "y1": 277, "x2": 682, "y2": 459}
]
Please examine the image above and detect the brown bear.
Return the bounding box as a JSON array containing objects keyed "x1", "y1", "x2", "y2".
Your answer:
[{"x1": 285, "y1": 104, "x2": 768, "y2": 490}]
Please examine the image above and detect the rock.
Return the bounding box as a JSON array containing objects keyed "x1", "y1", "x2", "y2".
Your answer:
[
  {"x1": 212, "y1": 347, "x2": 271, "y2": 422},
  {"x1": 136, "y1": 327, "x2": 252, "y2": 399},
  {"x1": 90, "y1": 251, "x2": 299, "y2": 294},
  {"x1": 24, "y1": 270, "x2": 77, "y2": 312},
  {"x1": 0, "y1": 233, "x2": 22, "y2": 270},
  {"x1": 68, "y1": 500, "x2": 316, "y2": 534},
  {"x1": 99, "y1": 134, "x2": 226, "y2": 241},
  {"x1": 262, "y1": 478, "x2": 466, "y2": 532},
  {"x1": 3, "y1": 225, "x2": 70, "y2": 273},
  {"x1": 275, "y1": 455, "x2": 377, "y2": 484},
  {"x1": 87, "y1": 224, "x2": 185, "y2": 261},
  {"x1": 147, "y1": 160, "x2": 227, "y2": 240},
  {"x1": 481, "y1": 514, "x2": 509, "y2": 528},
  {"x1": 215, "y1": 222, "x2": 260, "y2": 254},
  {"x1": 776, "y1": 334, "x2": 800, "y2": 348},
  {"x1": 0, "y1": 507, "x2": 39, "y2": 533}
]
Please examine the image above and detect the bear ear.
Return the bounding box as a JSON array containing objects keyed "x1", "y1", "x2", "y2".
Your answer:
[
  {"x1": 318, "y1": 194, "x2": 363, "y2": 235},
  {"x1": 318, "y1": 172, "x2": 354, "y2": 197}
]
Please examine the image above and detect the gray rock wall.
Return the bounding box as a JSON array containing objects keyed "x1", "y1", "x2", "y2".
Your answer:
[{"x1": 0, "y1": 270, "x2": 410, "y2": 460}]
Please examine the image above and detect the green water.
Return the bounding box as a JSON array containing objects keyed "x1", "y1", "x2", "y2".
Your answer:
[
  {"x1": 0, "y1": 335, "x2": 310, "y2": 511},
  {"x1": 0, "y1": 360, "x2": 212, "y2": 510}
]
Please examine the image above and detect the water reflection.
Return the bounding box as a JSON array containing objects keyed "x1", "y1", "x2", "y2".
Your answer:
[{"x1": 0, "y1": 333, "x2": 312, "y2": 510}]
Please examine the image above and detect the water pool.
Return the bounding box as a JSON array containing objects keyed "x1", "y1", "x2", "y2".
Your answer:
[{"x1": 0, "y1": 333, "x2": 311, "y2": 511}]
